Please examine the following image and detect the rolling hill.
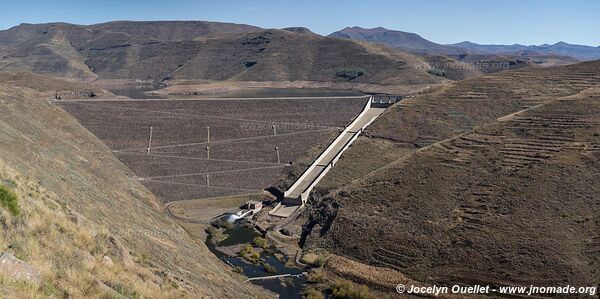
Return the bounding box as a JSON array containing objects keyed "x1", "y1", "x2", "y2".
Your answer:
[
  {"x1": 329, "y1": 26, "x2": 463, "y2": 55},
  {"x1": 0, "y1": 21, "x2": 449, "y2": 85}
]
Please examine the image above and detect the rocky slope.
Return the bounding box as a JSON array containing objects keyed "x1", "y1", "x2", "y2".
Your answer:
[{"x1": 0, "y1": 74, "x2": 267, "y2": 297}]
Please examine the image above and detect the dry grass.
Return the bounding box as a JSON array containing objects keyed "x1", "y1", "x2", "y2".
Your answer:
[
  {"x1": 0, "y1": 79, "x2": 269, "y2": 298},
  {"x1": 301, "y1": 60, "x2": 600, "y2": 290},
  {"x1": 0, "y1": 164, "x2": 184, "y2": 298},
  {"x1": 325, "y1": 255, "x2": 420, "y2": 293}
]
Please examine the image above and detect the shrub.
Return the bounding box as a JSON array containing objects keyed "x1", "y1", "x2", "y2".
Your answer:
[
  {"x1": 303, "y1": 287, "x2": 324, "y2": 299},
  {"x1": 262, "y1": 262, "x2": 276, "y2": 274},
  {"x1": 41, "y1": 281, "x2": 58, "y2": 296},
  {"x1": 331, "y1": 279, "x2": 372, "y2": 299},
  {"x1": 313, "y1": 255, "x2": 327, "y2": 267},
  {"x1": 253, "y1": 236, "x2": 269, "y2": 249},
  {"x1": 301, "y1": 252, "x2": 328, "y2": 267},
  {"x1": 335, "y1": 67, "x2": 365, "y2": 80},
  {"x1": 211, "y1": 218, "x2": 234, "y2": 229},
  {"x1": 238, "y1": 244, "x2": 261, "y2": 264},
  {"x1": 0, "y1": 184, "x2": 20, "y2": 216},
  {"x1": 232, "y1": 266, "x2": 244, "y2": 275},
  {"x1": 205, "y1": 226, "x2": 219, "y2": 236},
  {"x1": 427, "y1": 67, "x2": 446, "y2": 77},
  {"x1": 280, "y1": 276, "x2": 294, "y2": 287},
  {"x1": 306, "y1": 271, "x2": 326, "y2": 283}
]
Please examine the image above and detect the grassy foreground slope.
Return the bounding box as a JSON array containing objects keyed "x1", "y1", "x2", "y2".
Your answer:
[
  {"x1": 303, "y1": 60, "x2": 600, "y2": 288},
  {"x1": 0, "y1": 78, "x2": 266, "y2": 297}
]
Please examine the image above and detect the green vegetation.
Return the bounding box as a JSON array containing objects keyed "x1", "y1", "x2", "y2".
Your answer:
[
  {"x1": 313, "y1": 256, "x2": 326, "y2": 267},
  {"x1": 280, "y1": 276, "x2": 295, "y2": 288},
  {"x1": 205, "y1": 225, "x2": 229, "y2": 244},
  {"x1": 306, "y1": 271, "x2": 326, "y2": 283},
  {"x1": 41, "y1": 281, "x2": 58, "y2": 297},
  {"x1": 205, "y1": 225, "x2": 219, "y2": 236},
  {"x1": 135, "y1": 253, "x2": 149, "y2": 266},
  {"x1": 301, "y1": 252, "x2": 328, "y2": 267},
  {"x1": 427, "y1": 67, "x2": 446, "y2": 77},
  {"x1": 335, "y1": 67, "x2": 365, "y2": 80},
  {"x1": 0, "y1": 183, "x2": 20, "y2": 216},
  {"x1": 261, "y1": 262, "x2": 276, "y2": 274},
  {"x1": 253, "y1": 236, "x2": 269, "y2": 249},
  {"x1": 303, "y1": 287, "x2": 324, "y2": 299},
  {"x1": 331, "y1": 279, "x2": 372, "y2": 299},
  {"x1": 232, "y1": 266, "x2": 244, "y2": 275},
  {"x1": 238, "y1": 244, "x2": 261, "y2": 264}
]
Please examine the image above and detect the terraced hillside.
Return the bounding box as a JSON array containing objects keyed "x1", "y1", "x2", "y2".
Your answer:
[
  {"x1": 301, "y1": 60, "x2": 600, "y2": 289},
  {"x1": 59, "y1": 97, "x2": 367, "y2": 203},
  {"x1": 0, "y1": 76, "x2": 266, "y2": 297},
  {"x1": 306, "y1": 60, "x2": 600, "y2": 195},
  {"x1": 367, "y1": 60, "x2": 600, "y2": 146}
]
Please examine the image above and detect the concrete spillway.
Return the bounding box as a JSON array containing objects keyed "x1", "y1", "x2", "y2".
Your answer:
[{"x1": 269, "y1": 96, "x2": 396, "y2": 218}]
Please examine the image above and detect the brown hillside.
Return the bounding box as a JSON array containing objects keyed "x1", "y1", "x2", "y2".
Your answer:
[
  {"x1": 0, "y1": 76, "x2": 266, "y2": 297},
  {"x1": 301, "y1": 60, "x2": 600, "y2": 287},
  {"x1": 329, "y1": 26, "x2": 463, "y2": 55},
  {"x1": 0, "y1": 22, "x2": 445, "y2": 86},
  {"x1": 0, "y1": 21, "x2": 260, "y2": 81},
  {"x1": 172, "y1": 30, "x2": 441, "y2": 84}
]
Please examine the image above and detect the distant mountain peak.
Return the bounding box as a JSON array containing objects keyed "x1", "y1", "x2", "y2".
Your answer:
[
  {"x1": 341, "y1": 26, "x2": 387, "y2": 32},
  {"x1": 281, "y1": 27, "x2": 318, "y2": 35},
  {"x1": 329, "y1": 26, "x2": 463, "y2": 55}
]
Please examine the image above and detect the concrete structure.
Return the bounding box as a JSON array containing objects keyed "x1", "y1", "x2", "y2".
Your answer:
[
  {"x1": 246, "y1": 200, "x2": 263, "y2": 211},
  {"x1": 226, "y1": 201, "x2": 264, "y2": 222},
  {"x1": 269, "y1": 95, "x2": 398, "y2": 217}
]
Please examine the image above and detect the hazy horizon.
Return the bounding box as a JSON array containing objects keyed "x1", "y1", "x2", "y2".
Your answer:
[{"x1": 1, "y1": 0, "x2": 599, "y2": 47}]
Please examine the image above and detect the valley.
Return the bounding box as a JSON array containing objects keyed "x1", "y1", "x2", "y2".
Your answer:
[{"x1": 0, "y1": 10, "x2": 598, "y2": 298}]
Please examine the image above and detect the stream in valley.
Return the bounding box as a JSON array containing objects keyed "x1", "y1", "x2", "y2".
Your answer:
[{"x1": 205, "y1": 221, "x2": 306, "y2": 299}]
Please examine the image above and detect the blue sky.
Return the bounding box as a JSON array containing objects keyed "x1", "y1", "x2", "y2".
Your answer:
[{"x1": 2, "y1": 0, "x2": 599, "y2": 46}]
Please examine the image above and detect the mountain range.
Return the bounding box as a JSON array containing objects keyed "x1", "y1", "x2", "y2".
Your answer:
[
  {"x1": 2, "y1": 21, "x2": 596, "y2": 86},
  {"x1": 451, "y1": 40, "x2": 600, "y2": 61}
]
